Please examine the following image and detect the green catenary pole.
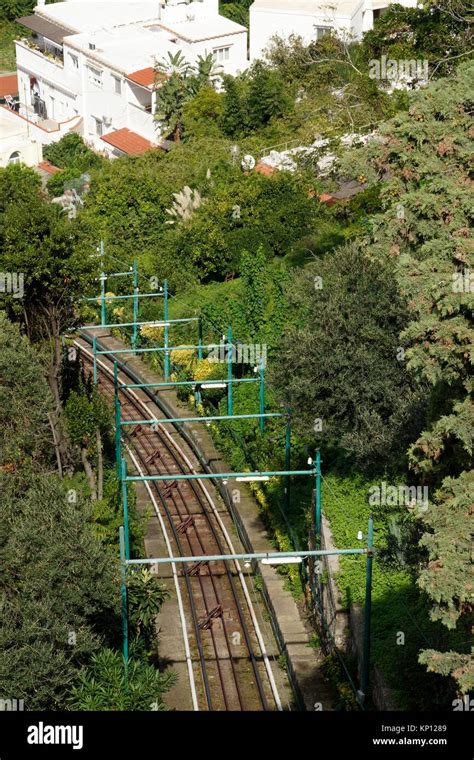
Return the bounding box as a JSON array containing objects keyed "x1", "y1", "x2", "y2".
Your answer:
[
  {"x1": 360, "y1": 514, "x2": 374, "y2": 703},
  {"x1": 284, "y1": 417, "x2": 291, "y2": 514},
  {"x1": 227, "y1": 325, "x2": 233, "y2": 416},
  {"x1": 163, "y1": 279, "x2": 170, "y2": 381},
  {"x1": 259, "y1": 360, "x2": 265, "y2": 432},
  {"x1": 119, "y1": 526, "x2": 129, "y2": 679},
  {"x1": 92, "y1": 335, "x2": 97, "y2": 385},
  {"x1": 315, "y1": 449, "x2": 322, "y2": 548},
  {"x1": 100, "y1": 271, "x2": 107, "y2": 327},
  {"x1": 132, "y1": 258, "x2": 138, "y2": 352},
  {"x1": 114, "y1": 362, "x2": 121, "y2": 474},
  {"x1": 121, "y1": 458, "x2": 130, "y2": 560},
  {"x1": 114, "y1": 397, "x2": 122, "y2": 478},
  {"x1": 197, "y1": 317, "x2": 203, "y2": 360}
]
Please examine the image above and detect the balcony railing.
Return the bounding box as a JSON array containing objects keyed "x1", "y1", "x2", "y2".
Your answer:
[{"x1": 19, "y1": 37, "x2": 64, "y2": 65}]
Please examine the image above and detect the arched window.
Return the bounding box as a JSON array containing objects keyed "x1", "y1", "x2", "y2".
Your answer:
[{"x1": 8, "y1": 151, "x2": 21, "y2": 165}]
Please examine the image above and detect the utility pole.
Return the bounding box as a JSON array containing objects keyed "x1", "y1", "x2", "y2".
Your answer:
[
  {"x1": 315, "y1": 449, "x2": 322, "y2": 548},
  {"x1": 132, "y1": 258, "x2": 138, "y2": 352},
  {"x1": 259, "y1": 359, "x2": 265, "y2": 432},
  {"x1": 119, "y1": 526, "x2": 129, "y2": 680},
  {"x1": 360, "y1": 514, "x2": 374, "y2": 705},
  {"x1": 227, "y1": 325, "x2": 233, "y2": 416},
  {"x1": 163, "y1": 279, "x2": 170, "y2": 381}
]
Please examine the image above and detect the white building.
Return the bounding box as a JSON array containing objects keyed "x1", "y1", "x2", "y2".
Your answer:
[
  {"x1": 14, "y1": 0, "x2": 248, "y2": 155},
  {"x1": 249, "y1": 0, "x2": 418, "y2": 61},
  {"x1": 0, "y1": 108, "x2": 43, "y2": 168}
]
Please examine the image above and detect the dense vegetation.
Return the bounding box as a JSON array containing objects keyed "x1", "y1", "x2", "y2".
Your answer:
[{"x1": 0, "y1": 2, "x2": 472, "y2": 709}]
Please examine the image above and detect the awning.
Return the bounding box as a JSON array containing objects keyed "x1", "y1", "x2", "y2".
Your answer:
[
  {"x1": 16, "y1": 15, "x2": 74, "y2": 46},
  {"x1": 100, "y1": 128, "x2": 155, "y2": 156}
]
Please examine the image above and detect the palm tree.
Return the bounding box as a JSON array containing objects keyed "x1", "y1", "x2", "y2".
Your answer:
[
  {"x1": 153, "y1": 51, "x2": 222, "y2": 142},
  {"x1": 155, "y1": 50, "x2": 191, "y2": 77},
  {"x1": 154, "y1": 50, "x2": 192, "y2": 142}
]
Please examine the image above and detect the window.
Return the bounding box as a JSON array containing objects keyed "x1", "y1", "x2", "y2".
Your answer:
[
  {"x1": 213, "y1": 46, "x2": 230, "y2": 63},
  {"x1": 112, "y1": 75, "x2": 122, "y2": 95},
  {"x1": 94, "y1": 117, "x2": 103, "y2": 136},
  {"x1": 88, "y1": 66, "x2": 102, "y2": 87},
  {"x1": 315, "y1": 26, "x2": 332, "y2": 40},
  {"x1": 68, "y1": 53, "x2": 78, "y2": 68},
  {"x1": 8, "y1": 151, "x2": 21, "y2": 165}
]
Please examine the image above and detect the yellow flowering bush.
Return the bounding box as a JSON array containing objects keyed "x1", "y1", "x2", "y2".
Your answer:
[
  {"x1": 193, "y1": 359, "x2": 227, "y2": 382},
  {"x1": 140, "y1": 324, "x2": 164, "y2": 341},
  {"x1": 169, "y1": 347, "x2": 194, "y2": 367}
]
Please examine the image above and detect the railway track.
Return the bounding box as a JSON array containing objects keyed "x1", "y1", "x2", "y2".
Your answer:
[{"x1": 74, "y1": 335, "x2": 284, "y2": 712}]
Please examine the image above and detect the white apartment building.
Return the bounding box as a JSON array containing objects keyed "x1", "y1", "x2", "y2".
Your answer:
[
  {"x1": 0, "y1": 108, "x2": 43, "y2": 168},
  {"x1": 14, "y1": 0, "x2": 248, "y2": 155},
  {"x1": 249, "y1": 0, "x2": 418, "y2": 61}
]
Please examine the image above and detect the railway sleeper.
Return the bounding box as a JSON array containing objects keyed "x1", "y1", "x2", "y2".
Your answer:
[
  {"x1": 145, "y1": 448, "x2": 162, "y2": 464},
  {"x1": 187, "y1": 560, "x2": 209, "y2": 576},
  {"x1": 199, "y1": 604, "x2": 224, "y2": 630},
  {"x1": 177, "y1": 516, "x2": 195, "y2": 534},
  {"x1": 162, "y1": 481, "x2": 179, "y2": 497}
]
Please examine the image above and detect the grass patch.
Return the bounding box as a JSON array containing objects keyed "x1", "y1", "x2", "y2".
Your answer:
[
  {"x1": 322, "y1": 473, "x2": 466, "y2": 709},
  {"x1": 0, "y1": 21, "x2": 21, "y2": 72}
]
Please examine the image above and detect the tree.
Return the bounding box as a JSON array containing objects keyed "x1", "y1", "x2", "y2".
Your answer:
[
  {"x1": 127, "y1": 569, "x2": 170, "y2": 648},
  {"x1": 219, "y1": 0, "x2": 252, "y2": 26},
  {"x1": 191, "y1": 52, "x2": 221, "y2": 92},
  {"x1": 155, "y1": 71, "x2": 189, "y2": 142},
  {"x1": 65, "y1": 385, "x2": 111, "y2": 500},
  {"x1": 337, "y1": 60, "x2": 474, "y2": 689},
  {"x1": 239, "y1": 246, "x2": 269, "y2": 339},
  {"x1": 0, "y1": 313, "x2": 53, "y2": 469},
  {"x1": 0, "y1": 165, "x2": 96, "y2": 473},
  {"x1": 247, "y1": 62, "x2": 294, "y2": 128},
  {"x1": 182, "y1": 85, "x2": 224, "y2": 139},
  {"x1": 219, "y1": 75, "x2": 248, "y2": 136},
  {"x1": 159, "y1": 170, "x2": 321, "y2": 282},
  {"x1": 0, "y1": 474, "x2": 120, "y2": 709},
  {"x1": 271, "y1": 243, "x2": 426, "y2": 472},
  {"x1": 43, "y1": 132, "x2": 101, "y2": 171},
  {"x1": 361, "y1": 2, "x2": 473, "y2": 78},
  {"x1": 43, "y1": 133, "x2": 102, "y2": 197}
]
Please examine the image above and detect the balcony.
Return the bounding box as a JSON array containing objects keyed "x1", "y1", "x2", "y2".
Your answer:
[
  {"x1": 127, "y1": 102, "x2": 160, "y2": 143},
  {"x1": 15, "y1": 39, "x2": 77, "y2": 93},
  {"x1": 22, "y1": 36, "x2": 63, "y2": 64},
  {"x1": 1, "y1": 104, "x2": 82, "y2": 146}
]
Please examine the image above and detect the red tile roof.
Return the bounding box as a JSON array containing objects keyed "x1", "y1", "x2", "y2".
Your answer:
[
  {"x1": 38, "y1": 160, "x2": 61, "y2": 174},
  {"x1": 126, "y1": 68, "x2": 168, "y2": 89},
  {"x1": 100, "y1": 128, "x2": 155, "y2": 156},
  {"x1": 0, "y1": 73, "x2": 19, "y2": 98},
  {"x1": 127, "y1": 67, "x2": 155, "y2": 88}
]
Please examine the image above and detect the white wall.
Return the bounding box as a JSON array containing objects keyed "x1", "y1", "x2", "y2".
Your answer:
[
  {"x1": 250, "y1": 7, "x2": 351, "y2": 60},
  {"x1": 193, "y1": 33, "x2": 248, "y2": 76},
  {"x1": 250, "y1": 0, "x2": 420, "y2": 61},
  {"x1": 16, "y1": 39, "x2": 80, "y2": 124},
  {"x1": 0, "y1": 114, "x2": 43, "y2": 167}
]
